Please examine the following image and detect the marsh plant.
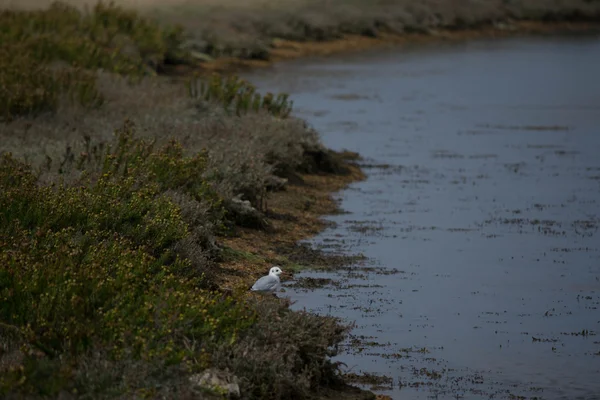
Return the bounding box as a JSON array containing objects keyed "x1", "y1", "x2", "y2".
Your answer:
[
  {"x1": 0, "y1": 120, "x2": 349, "y2": 398},
  {"x1": 0, "y1": 149, "x2": 256, "y2": 395},
  {"x1": 0, "y1": 2, "x2": 350, "y2": 398},
  {"x1": 188, "y1": 74, "x2": 293, "y2": 118},
  {"x1": 0, "y1": 1, "x2": 189, "y2": 119}
]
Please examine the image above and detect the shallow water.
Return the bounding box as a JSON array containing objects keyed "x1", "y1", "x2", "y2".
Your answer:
[{"x1": 244, "y1": 35, "x2": 600, "y2": 399}]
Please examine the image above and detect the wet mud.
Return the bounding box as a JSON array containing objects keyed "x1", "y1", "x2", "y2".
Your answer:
[{"x1": 245, "y1": 35, "x2": 600, "y2": 399}]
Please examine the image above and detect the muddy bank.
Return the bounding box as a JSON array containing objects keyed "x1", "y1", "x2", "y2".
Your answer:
[{"x1": 200, "y1": 20, "x2": 600, "y2": 74}]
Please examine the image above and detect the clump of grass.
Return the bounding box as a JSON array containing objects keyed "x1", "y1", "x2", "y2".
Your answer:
[
  {"x1": 188, "y1": 74, "x2": 293, "y2": 118},
  {"x1": 0, "y1": 1, "x2": 189, "y2": 119}
]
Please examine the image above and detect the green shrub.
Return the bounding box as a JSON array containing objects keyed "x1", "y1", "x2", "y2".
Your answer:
[
  {"x1": 0, "y1": 1, "x2": 189, "y2": 119},
  {"x1": 0, "y1": 49, "x2": 103, "y2": 120},
  {"x1": 0, "y1": 151, "x2": 255, "y2": 397},
  {"x1": 43, "y1": 120, "x2": 229, "y2": 276},
  {"x1": 49, "y1": 121, "x2": 225, "y2": 223}
]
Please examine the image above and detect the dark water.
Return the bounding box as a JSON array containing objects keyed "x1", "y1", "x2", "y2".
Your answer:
[{"x1": 244, "y1": 36, "x2": 600, "y2": 399}]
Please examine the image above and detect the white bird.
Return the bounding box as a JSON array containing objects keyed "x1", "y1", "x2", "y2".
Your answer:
[{"x1": 250, "y1": 266, "x2": 283, "y2": 294}]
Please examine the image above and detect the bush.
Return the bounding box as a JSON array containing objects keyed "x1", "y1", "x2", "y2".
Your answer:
[
  {"x1": 0, "y1": 150, "x2": 255, "y2": 397},
  {"x1": 0, "y1": 50, "x2": 103, "y2": 120},
  {"x1": 0, "y1": 1, "x2": 189, "y2": 119},
  {"x1": 45, "y1": 120, "x2": 228, "y2": 277},
  {"x1": 213, "y1": 298, "x2": 349, "y2": 399},
  {"x1": 56, "y1": 120, "x2": 223, "y2": 215}
]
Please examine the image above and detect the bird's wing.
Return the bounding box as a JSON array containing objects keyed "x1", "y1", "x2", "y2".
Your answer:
[{"x1": 251, "y1": 275, "x2": 280, "y2": 292}]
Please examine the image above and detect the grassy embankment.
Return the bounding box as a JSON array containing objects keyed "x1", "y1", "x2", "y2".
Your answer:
[
  {"x1": 1, "y1": 1, "x2": 600, "y2": 399},
  {"x1": 0, "y1": 2, "x2": 366, "y2": 399}
]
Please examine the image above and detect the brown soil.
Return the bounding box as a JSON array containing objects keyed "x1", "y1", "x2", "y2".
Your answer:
[{"x1": 217, "y1": 162, "x2": 365, "y2": 291}]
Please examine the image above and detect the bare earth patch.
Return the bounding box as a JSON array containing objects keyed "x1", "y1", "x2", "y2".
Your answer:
[{"x1": 218, "y1": 164, "x2": 365, "y2": 292}]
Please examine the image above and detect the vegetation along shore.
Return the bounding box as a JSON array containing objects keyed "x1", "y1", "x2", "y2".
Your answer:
[{"x1": 1, "y1": 1, "x2": 599, "y2": 399}]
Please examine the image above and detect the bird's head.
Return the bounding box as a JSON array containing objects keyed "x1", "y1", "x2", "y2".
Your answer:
[{"x1": 269, "y1": 266, "x2": 283, "y2": 277}]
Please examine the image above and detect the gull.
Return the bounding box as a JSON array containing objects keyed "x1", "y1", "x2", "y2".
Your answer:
[{"x1": 250, "y1": 266, "x2": 283, "y2": 295}]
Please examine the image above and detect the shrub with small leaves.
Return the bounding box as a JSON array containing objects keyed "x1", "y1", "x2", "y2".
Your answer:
[
  {"x1": 53, "y1": 120, "x2": 226, "y2": 224},
  {"x1": 0, "y1": 49, "x2": 103, "y2": 120},
  {"x1": 0, "y1": 150, "x2": 255, "y2": 397},
  {"x1": 0, "y1": 1, "x2": 189, "y2": 119}
]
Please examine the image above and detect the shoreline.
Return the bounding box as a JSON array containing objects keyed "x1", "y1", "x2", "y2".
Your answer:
[
  {"x1": 183, "y1": 20, "x2": 600, "y2": 75},
  {"x1": 1, "y1": 5, "x2": 598, "y2": 398},
  {"x1": 210, "y1": 19, "x2": 600, "y2": 400}
]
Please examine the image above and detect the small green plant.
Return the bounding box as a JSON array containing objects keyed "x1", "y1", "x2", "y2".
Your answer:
[{"x1": 187, "y1": 73, "x2": 293, "y2": 118}]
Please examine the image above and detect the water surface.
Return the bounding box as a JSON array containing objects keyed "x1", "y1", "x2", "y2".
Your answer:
[{"x1": 245, "y1": 36, "x2": 600, "y2": 399}]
